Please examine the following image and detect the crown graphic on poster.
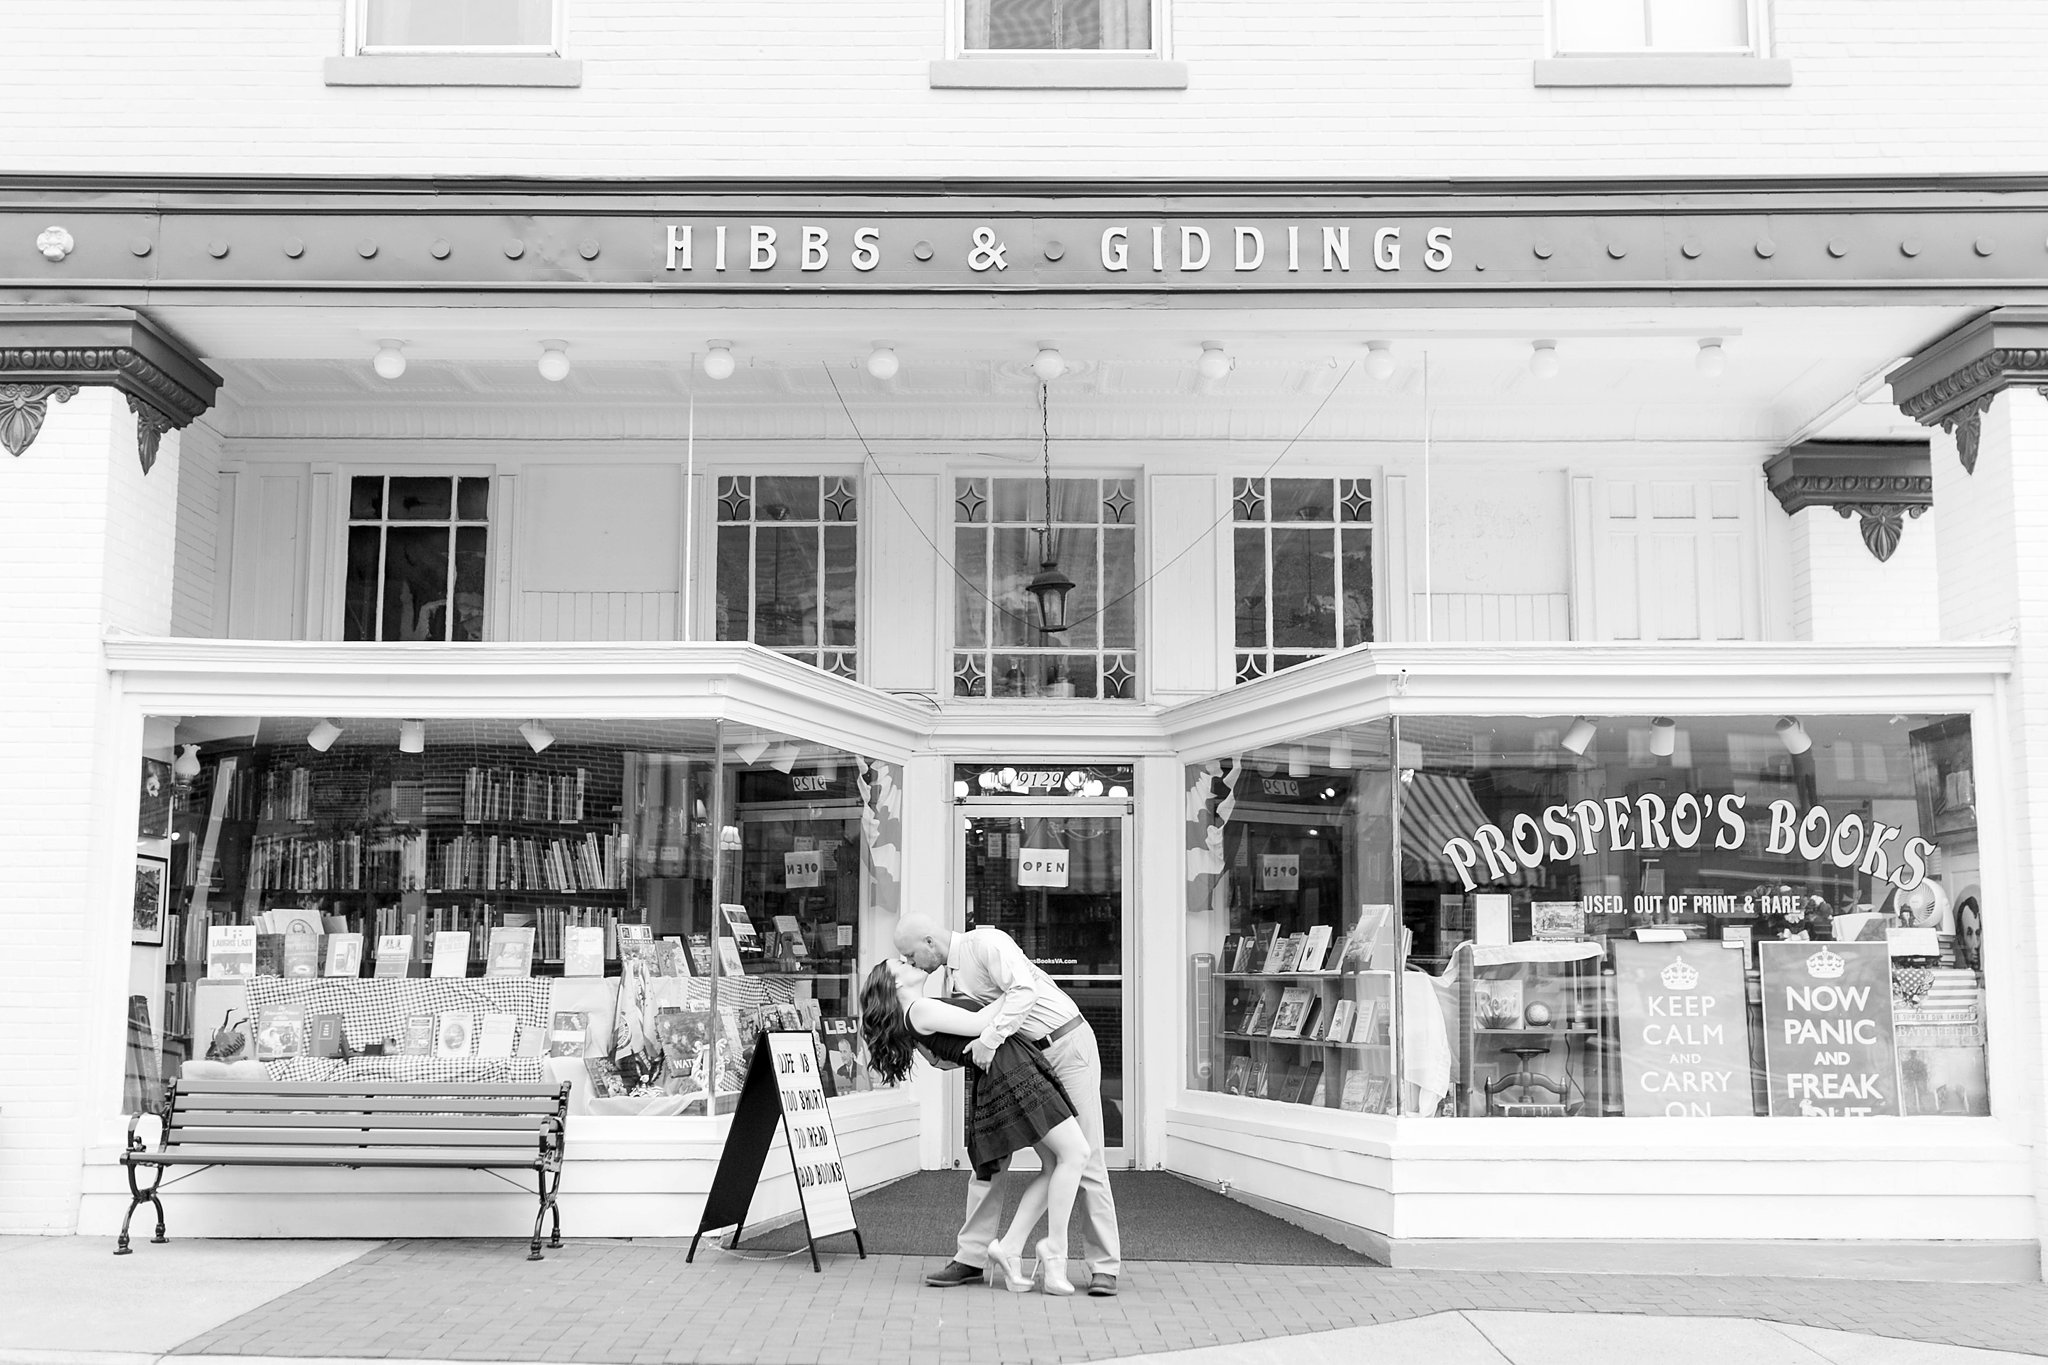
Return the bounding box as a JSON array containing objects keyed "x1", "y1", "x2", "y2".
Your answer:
[
  {"x1": 1659, "y1": 957, "x2": 1699, "y2": 991},
  {"x1": 1805, "y1": 947, "x2": 1845, "y2": 979}
]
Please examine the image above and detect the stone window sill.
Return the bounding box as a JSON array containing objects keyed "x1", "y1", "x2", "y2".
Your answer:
[
  {"x1": 1533, "y1": 56, "x2": 1792, "y2": 87},
  {"x1": 929, "y1": 58, "x2": 1188, "y2": 90},
  {"x1": 324, "y1": 55, "x2": 583, "y2": 87}
]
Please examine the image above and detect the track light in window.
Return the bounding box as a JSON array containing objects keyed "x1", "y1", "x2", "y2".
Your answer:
[
  {"x1": 1031, "y1": 343, "x2": 1066, "y2": 383},
  {"x1": 703, "y1": 341, "x2": 736, "y2": 381},
  {"x1": 866, "y1": 344, "x2": 899, "y2": 380},
  {"x1": 1197, "y1": 342, "x2": 1231, "y2": 381},
  {"x1": 1364, "y1": 341, "x2": 1396, "y2": 381},
  {"x1": 306, "y1": 719, "x2": 343, "y2": 752},
  {"x1": 372, "y1": 340, "x2": 406, "y2": 381},
  {"x1": 398, "y1": 720, "x2": 425, "y2": 754},
  {"x1": 1529, "y1": 341, "x2": 1560, "y2": 379},
  {"x1": 1328, "y1": 735, "x2": 1354, "y2": 769},
  {"x1": 1560, "y1": 717, "x2": 1598, "y2": 756},
  {"x1": 1287, "y1": 745, "x2": 1311, "y2": 779},
  {"x1": 1649, "y1": 717, "x2": 1677, "y2": 758},
  {"x1": 537, "y1": 340, "x2": 571, "y2": 383},
  {"x1": 1776, "y1": 716, "x2": 1813, "y2": 755},
  {"x1": 519, "y1": 721, "x2": 555, "y2": 754}
]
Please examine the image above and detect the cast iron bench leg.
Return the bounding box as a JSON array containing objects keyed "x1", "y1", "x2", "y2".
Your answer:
[
  {"x1": 549, "y1": 1169, "x2": 563, "y2": 1249},
  {"x1": 117, "y1": 1162, "x2": 164, "y2": 1255},
  {"x1": 529, "y1": 1169, "x2": 552, "y2": 1261}
]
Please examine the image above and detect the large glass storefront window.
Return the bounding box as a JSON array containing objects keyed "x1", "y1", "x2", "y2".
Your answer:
[
  {"x1": 1189, "y1": 712, "x2": 1989, "y2": 1120},
  {"x1": 128, "y1": 718, "x2": 900, "y2": 1117}
]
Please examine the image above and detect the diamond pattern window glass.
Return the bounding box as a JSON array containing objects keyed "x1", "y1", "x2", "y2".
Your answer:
[
  {"x1": 953, "y1": 476, "x2": 1138, "y2": 700},
  {"x1": 344, "y1": 475, "x2": 490, "y2": 642},
  {"x1": 1233, "y1": 477, "x2": 1373, "y2": 685},
  {"x1": 714, "y1": 475, "x2": 858, "y2": 679}
]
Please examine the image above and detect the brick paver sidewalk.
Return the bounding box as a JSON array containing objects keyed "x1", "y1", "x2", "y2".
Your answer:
[{"x1": 170, "y1": 1239, "x2": 2048, "y2": 1364}]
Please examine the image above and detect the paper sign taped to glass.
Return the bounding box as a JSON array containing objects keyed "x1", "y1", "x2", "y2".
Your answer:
[{"x1": 1017, "y1": 847, "x2": 1070, "y2": 888}]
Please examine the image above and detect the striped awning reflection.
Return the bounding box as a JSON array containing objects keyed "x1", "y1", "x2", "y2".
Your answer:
[{"x1": 1399, "y1": 771, "x2": 1537, "y2": 887}]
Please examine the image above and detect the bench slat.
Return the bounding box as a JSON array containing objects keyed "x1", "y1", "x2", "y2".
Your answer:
[
  {"x1": 169, "y1": 1111, "x2": 549, "y2": 1132},
  {"x1": 177, "y1": 1095, "x2": 561, "y2": 1116},
  {"x1": 130, "y1": 1146, "x2": 549, "y2": 1169},
  {"x1": 168, "y1": 1126, "x2": 542, "y2": 1148},
  {"x1": 175, "y1": 1081, "x2": 564, "y2": 1098}
]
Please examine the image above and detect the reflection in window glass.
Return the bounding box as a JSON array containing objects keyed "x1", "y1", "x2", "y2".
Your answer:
[
  {"x1": 343, "y1": 475, "x2": 489, "y2": 643},
  {"x1": 966, "y1": 0, "x2": 1152, "y2": 52},
  {"x1": 714, "y1": 474, "x2": 858, "y2": 679},
  {"x1": 1234, "y1": 477, "x2": 1373, "y2": 684},
  {"x1": 363, "y1": 0, "x2": 555, "y2": 50},
  {"x1": 1554, "y1": 0, "x2": 1752, "y2": 54}
]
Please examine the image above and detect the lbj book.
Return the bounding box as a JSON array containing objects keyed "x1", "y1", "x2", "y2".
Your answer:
[{"x1": 430, "y1": 931, "x2": 471, "y2": 978}]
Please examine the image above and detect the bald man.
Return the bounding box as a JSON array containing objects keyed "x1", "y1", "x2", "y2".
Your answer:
[{"x1": 894, "y1": 913, "x2": 1121, "y2": 1296}]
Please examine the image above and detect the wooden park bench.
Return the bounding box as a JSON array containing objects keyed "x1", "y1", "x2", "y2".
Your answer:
[{"x1": 118, "y1": 1078, "x2": 571, "y2": 1259}]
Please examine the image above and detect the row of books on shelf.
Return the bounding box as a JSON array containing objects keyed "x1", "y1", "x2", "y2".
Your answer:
[
  {"x1": 1228, "y1": 988, "x2": 1390, "y2": 1046},
  {"x1": 247, "y1": 829, "x2": 429, "y2": 893},
  {"x1": 1221, "y1": 905, "x2": 1404, "y2": 977},
  {"x1": 200, "y1": 919, "x2": 748, "y2": 981},
  {"x1": 241, "y1": 830, "x2": 623, "y2": 895},
  {"x1": 437, "y1": 830, "x2": 622, "y2": 892},
  {"x1": 464, "y1": 766, "x2": 590, "y2": 825},
  {"x1": 1221, "y1": 1056, "x2": 1396, "y2": 1112}
]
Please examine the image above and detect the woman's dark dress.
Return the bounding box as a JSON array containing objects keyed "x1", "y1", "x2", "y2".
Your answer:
[{"x1": 920, "y1": 997, "x2": 1077, "y2": 1179}]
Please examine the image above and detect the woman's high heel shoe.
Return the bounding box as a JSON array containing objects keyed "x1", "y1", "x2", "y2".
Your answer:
[
  {"x1": 986, "y1": 1239, "x2": 1031, "y2": 1293},
  {"x1": 1033, "y1": 1239, "x2": 1075, "y2": 1296}
]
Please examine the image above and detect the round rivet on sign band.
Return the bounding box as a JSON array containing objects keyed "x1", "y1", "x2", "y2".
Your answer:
[
  {"x1": 578, "y1": 240, "x2": 600, "y2": 260},
  {"x1": 130, "y1": 238, "x2": 152, "y2": 257},
  {"x1": 1043, "y1": 240, "x2": 1065, "y2": 262},
  {"x1": 1606, "y1": 243, "x2": 1626, "y2": 260},
  {"x1": 1532, "y1": 242, "x2": 1552, "y2": 260},
  {"x1": 1975, "y1": 237, "x2": 1996, "y2": 257},
  {"x1": 1755, "y1": 239, "x2": 1776, "y2": 259},
  {"x1": 1680, "y1": 240, "x2": 1702, "y2": 259},
  {"x1": 1826, "y1": 239, "x2": 1848, "y2": 258},
  {"x1": 207, "y1": 240, "x2": 229, "y2": 259},
  {"x1": 357, "y1": 240, "x2": 378, "y2": 260},
  {"x1": 504, "y1": 239, "x2": 525, "y2": 259},
  {"x1": 282, "y1": 238, "x2": 305, "y2": 259},
  {"x1": 1901, "y1": 238, "x2": 1922, "y2": 257},
  {"x1": 430, "y1": 239, "x2": 452, "y2": 260},
  {"x1": 913, "y1": 240, "x2": 935, "y2": 262}
]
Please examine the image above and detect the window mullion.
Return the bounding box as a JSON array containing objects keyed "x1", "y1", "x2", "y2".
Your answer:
[{"x1": 374, "y1": 479, "x2": 390, "y2": 642}]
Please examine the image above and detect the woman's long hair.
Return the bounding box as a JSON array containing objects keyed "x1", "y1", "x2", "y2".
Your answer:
[{"x1": 860, "y1": 961, "x2": 918, "y2": 1086}]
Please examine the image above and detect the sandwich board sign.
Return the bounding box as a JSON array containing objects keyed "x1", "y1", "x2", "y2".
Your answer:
[{"x1": 688, "y1": 1031, "x2": 864, "y2": 1272}]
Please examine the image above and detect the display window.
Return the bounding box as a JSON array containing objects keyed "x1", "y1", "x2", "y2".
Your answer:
[
  {"x1": 1188, "y1": 711, "x2": 1988, "y2": 1121},
  {"x1": 128, "y1": 716, "x2": 901, "y2": 1119}
]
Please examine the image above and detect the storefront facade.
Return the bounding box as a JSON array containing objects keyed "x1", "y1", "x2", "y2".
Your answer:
[{"x1": 6, "y1": 1, "x2": 2048, "y2": 1284}]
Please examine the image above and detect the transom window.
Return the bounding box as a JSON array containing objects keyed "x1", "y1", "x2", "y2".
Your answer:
[
  {"x1": 1233, "y1": 477, "x2": 1373, "y2": 685},
  {"x1": 965, "y1": 0, "x2": 1154, "y2": 53},
  {"x1": 1553, "y1": 0, "x2": 1754, "y2": 55},
  {"x1": 953, "y1": 476, "x2": 1138, "y2": 700},
  {"x1": 356, "y1": 0, "x2": 561, "y2": 54},
  {"x1": 344, "y1": 476, "x2": 490, "y2": 643},
  {"x1": 714, "y1": 475, "x2": 858, "y2": 679}
]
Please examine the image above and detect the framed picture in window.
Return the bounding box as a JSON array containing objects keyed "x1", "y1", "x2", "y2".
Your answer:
[
  {"x1": 132, "y1": 855, "x2": 168, "y2": 946},
  {"x1": 1908, "y1": 717, "x2": 1977, "y2": 841},
  {"x1": 138, "y1": 757, "x2": 172, "y2": 840}
]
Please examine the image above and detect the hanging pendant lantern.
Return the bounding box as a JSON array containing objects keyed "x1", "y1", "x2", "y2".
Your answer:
[{"x1": 1027, "y1": 378, "x2": 1073, "y2": 633}]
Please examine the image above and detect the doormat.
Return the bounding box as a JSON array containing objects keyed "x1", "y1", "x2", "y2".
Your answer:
[{"x1": 735, "y1": 1169, "x2": 1378, "y2": 1265}]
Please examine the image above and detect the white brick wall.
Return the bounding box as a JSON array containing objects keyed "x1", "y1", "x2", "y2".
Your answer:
[
  {"x1": 171, "y1": 420, "x2": 224, "y2": 638},
  {"x1": 1786, "y1": 504, "x2": 1939, "y2": 642},
  {"x1": 0, "y1": 2, "x2": 2045, "y2": 177},
  {"x1": 0, "y1": 390, "x2": 180, "y2": 1233}
]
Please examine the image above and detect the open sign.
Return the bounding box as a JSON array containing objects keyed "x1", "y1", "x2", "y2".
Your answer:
[
  {"x1": 1259, "y1": 854, "x2": 1300, "y2": 891},
  {"x1": 784, "y1": 851, "x2": 823, "y2": 889},
  {"x1": 1017, "y1": 847, "x2": 1070, "y2": 888}
]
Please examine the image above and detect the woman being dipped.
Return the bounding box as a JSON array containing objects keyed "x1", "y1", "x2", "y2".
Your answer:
[{"x1": 860, "y1": 959, "x2": 1089, "y2": 1294}]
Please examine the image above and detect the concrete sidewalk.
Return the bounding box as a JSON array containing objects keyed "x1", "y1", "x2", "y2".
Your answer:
[{"x1": 1, "y1": 1235, "x2": 2042, "y2": 1365}]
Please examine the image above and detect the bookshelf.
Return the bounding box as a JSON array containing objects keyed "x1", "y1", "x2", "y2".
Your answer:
[{"x1": 1213, "y1": 967, "x2": 1399, "y2": 1112}]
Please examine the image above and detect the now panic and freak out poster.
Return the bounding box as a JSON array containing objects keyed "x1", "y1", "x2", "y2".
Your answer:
[{"x1": 1759, "y1": 940, "x2": 1901, "y2": 1117}]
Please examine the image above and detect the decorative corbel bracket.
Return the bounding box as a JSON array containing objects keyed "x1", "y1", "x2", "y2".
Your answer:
[
  {"x1": 1892, "y1": 308, "x2": 2048, "y2": 474},
  {"x1": 1763, "y1": 440, "x2": 1933, "y2": 563},
  {"x1": 0, "y1": 308, "x2": 219, "y2": 472}
]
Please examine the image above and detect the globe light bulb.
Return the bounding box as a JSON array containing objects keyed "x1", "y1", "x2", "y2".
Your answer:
[
  {"x1": 537, "y1": 340, "x2": 570, "y2": 382},
  {"x1": 1364, "y1": 342, "x2": 1395, "y2": 380},
  {"x1": 866, "y1": 345, "x2": 899, "y2": 380},
  {"x1": 1696, "y1": 338, "x2": 1726, "y2": 377},
  {"x1": 1530, "y1": 341, "x2": 1560, "y2": 380},
  {"x1": 372, "y1": 340, "x2": 406, "y2": 380},
  {"x1": 1197, "y1": 344, "x2": 1231, "y2": 381},
  {"x1": 703, "y1": 342, "x2": 735, "y2": 380},
  {"x1": 1031, "y1": 346, "x2": 1066, "y2": 382}
]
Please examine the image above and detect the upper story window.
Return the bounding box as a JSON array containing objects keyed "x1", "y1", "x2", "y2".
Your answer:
[
  {"x1": 964, "y1": 0, "x2": 1155, "y2": 54},
  {"x1": 354, "y1": 0, "x2": 562, "y2": 54},
  {"x1": 953, "y1": 476, "x2": 1139, "y2": 700},
  {"x1": 344, "y1": 476, "x2": 490, "y2": 643},
  {"x1": 1552, "y1": 0, "x2": 1755, "y2": 55},
  {"x1": 714, "y1": 475, "x2": 858, "y2": 680},
  {"x1": 1234, "y1": 477, "x2": 1373, "y2": 685}
]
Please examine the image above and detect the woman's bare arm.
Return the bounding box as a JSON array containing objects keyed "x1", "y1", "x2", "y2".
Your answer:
[{"x1": 906, "y1": 996, "x2": 1002, "y2": 1038}]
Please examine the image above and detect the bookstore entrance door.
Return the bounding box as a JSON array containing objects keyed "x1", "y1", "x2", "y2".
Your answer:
[{"x1": 954, "y1": 804, "x2": 1131, "y2": 1168}]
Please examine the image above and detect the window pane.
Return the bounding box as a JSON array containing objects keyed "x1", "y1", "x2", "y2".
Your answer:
[
  {"x1": 1270, "y1": 528, "x2": 1336, "y2": 649},
  {"x1": 755, "y1": 477, "x2": 819, "y2": 522},
  {"x1": 1648, "y1": 0, "x2": 1748, "y2": 49},
  {"x1": 1059, "y1": 526, "x2": 1100, "y2": 649},
  {"x1": 1271, "y1": 479, "x2": 1334, "y2": 522},
  {"x1": 1555, "y1": 0, "x2": 1648, "y2": 52},
  {"x1": 991, "y1": 477, "x2": 1037, "y2": 525},
  {"x1": 1234, "y1": 528, "x2": 1268, "y2": 649},
  {"x1": 457, "y1": 477, "x2": 490, "y2": 521},
  {"x1": 343, "y1": 527, "x2": 381, "y2": 641},
  {"x1": 955, "y1": 528, "x2": 988, "y2": 649},
  {"x1": 754, "y1": 526, "x2": 819, "y2": 649},
  {"x1": 971, "y1": 0, "x2": 1149, "y2": 50},
  {"x1": 992, "y1": 527, "x2": 1040, "y2": 648},
  {"x1": 381, "y1": 527, "x2": 451, "y2": 641},
  {"x1": 714, "y1": 526, "x2": 750, "y2": 642},
  {"x1": 1101, "y1": 527, "x2": 1137, "y2": 648},
  {"x1": 387, "y1": 477, "x2": 452, "y2": 521},
  {"x1": 452, "y1": 527, "x2": 488, "y2": 642},
  {"x1": 1340, "y1": 528, "x2": 1373, "y2": 648},
  {"x1": 348, "y1": 476, "x2": 383, "y2": 521},
  {"x1": 823, "y1": 525, "x2": 858, "y2": 648},
  {"x1": 365, "y1": 0, "x2": 553, "y2": 47}
]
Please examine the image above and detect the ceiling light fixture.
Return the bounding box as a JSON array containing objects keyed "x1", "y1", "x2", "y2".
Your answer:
[
  {"x1": 1649, "y1": 717, "x2": 1678, "y2": 758},
  {"x1": 398, "y1": 720, "x2": 425, "y2": 754},
  {"x1": 537, "y1": 340, "x2": 571, "y2": 382},
  {"x1": 306, "y1": 719, "x2": 343, "y2": 752},
  {"x1": 1560, "y1": 716, "x2": 1598, "y2": 755},
  {"x1": 1031, "y1": 343, "x2": 1066, "y2": 383},
  {"x1": 1529, "y1": 341, "x2": 1561, "y2": 379},
  {"x1": 1328, "y1": 734, "x2": 1354, "y2": 769},
  {"x1": 703, "y1": 341, "x2": 736, "y2": 381},
  {"x1": 866, "y1": 344, "x2": 899, "y2": 380},
  {"x1": 1287, "y1": 745, "x2": 1312, "y2": 779},
  {"x1": 518, "y1": 720, "x2": 555, "y2": 754},
  {"x1": 1776, "y1": 716, "x2": 1813, "y2": 755},
  {"x1": 372, "y1": 340, "x2": 407, "y2": 380},
  {"x1": 173, "y1": 744, "x2": 203, "y2": 782},
  {"x1": 1695, "y1": 337, "x2": 1727, "y2": 377},
  {"x1": 1197, "y1": 342, "x2": 1231, "y2": 381},
  {"x1": 1364, "y1": 341, "x2": 1396, "y2": 380}
]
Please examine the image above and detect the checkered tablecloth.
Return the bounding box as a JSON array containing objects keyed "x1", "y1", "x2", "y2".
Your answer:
[{"x1": 245, "y1": 976, "x2": 554, "y2": 1085}]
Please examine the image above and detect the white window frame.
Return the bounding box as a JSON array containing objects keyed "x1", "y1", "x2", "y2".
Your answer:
[
  {"x1": 951, "y1": 0, "x2": 1167, "y2": 61},
  {"x1": 1548, "y1": 0, "x2": 1765, "y2": 58},
  {"x1": 348, "y1": 0, "x2": 565, "y2": 57}
]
